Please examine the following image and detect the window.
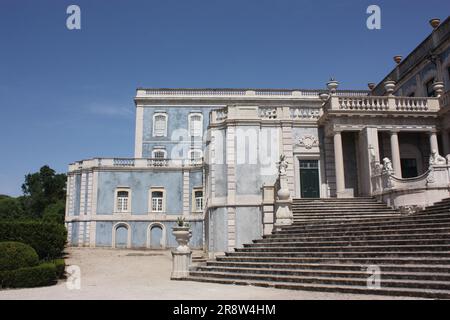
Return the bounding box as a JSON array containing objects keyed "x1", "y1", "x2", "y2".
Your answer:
[
  {"x1": 115, "y1": 189, "x2": 130, "y2": 213},
  {"x1": 150, "y1": 189, "x2": 165, "y2": 212},
  {"x1": 189, "y1": 149, "x2": 203, "y2": 162},
  {"x1": 193, "y1": 189, "x2": 203, "y2": 212},
  {"x1": 189, "y1": 113, "x2": 203, "y2": 137},
  {"x1": 408, "y1": 91, "x2": 415, "y2": 97},
  {"x1": 153, "y1": 113, "x2": 167, "y2": 137},
  {"x1": 426, "y1": 78, "x2": 435, "y2": 97},
  {"x1": 152, "y1": 149, "x2": 166, "y2": 159}
]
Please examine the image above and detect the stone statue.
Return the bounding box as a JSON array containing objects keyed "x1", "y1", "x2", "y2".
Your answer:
[
  {"x1": 277, "y1": 154, "x2": 288, "y2": 176},
  {"x1": 429, "y1": 149, "x2": 446, "y2": 166},
  {"x1": 382, "y1": 157, "x2": 393, "y2": 173}
]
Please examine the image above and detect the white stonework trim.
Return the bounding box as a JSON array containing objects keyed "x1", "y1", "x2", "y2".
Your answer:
[
  {"x1": 134, "y1": 106, "x2": 144, "y2": 158},
  {"x1": 89, "y1": 221, "x2": 96, "y2": 247},
  {"x1": 146, "y1": 222, "x2": 167, "y2": 249},
  {"x1": 281, "y1": 124, "x2": 295, "y2": 195},
  {"x1": 182, "y1": 171, "x2": 190, "y2": 215},
  {"x1": 112, "y1": 222, "x2": 132, "y2": 249},
  {"x1": 79, "y1": 173, "x2": 86, "y2": 216},
  {"x1": 66, "y1": 215, "x2": 203, "y2": 222},
  {"x1": 78, "y1": 222, "x2": 85, "y2": 247},
  {"x1": 226, "y1": 126, "x2": 236, "y2": 252},
  {"x1": 66, "y1": 223, "x2": 72, "y2": 244},
  {"x1": 91, "y1": 171, "x2": 98, "y2": 216}
]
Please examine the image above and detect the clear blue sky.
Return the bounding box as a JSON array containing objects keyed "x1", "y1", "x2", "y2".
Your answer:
[{"x1": 0, "y1": 0, "x2": 449, "y2": 196}]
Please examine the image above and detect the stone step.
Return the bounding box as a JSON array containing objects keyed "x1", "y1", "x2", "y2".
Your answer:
[
  {"x1": 193, "y1": 265, "x2": 450, "y2": 282},
  {"x1": 226, "y1": 250, "x2": 450, "y2": 258},
  {"x1": 205, "y1": 261, "x2": 450, "y2": 273},
  {"x1": 257, "y1": 232, "x2": 450, "y2": 243},
  {"x1": 276, "y1": 221, "x2": 450, "y2": 234},
  {"x1": 188, "y1": 271, "x2": 450, "y2": 291},
  {"x1": 186, "y1": 276, "x2": 450, "y2": 299},
  {"x1": 246, "y1": 239, "x2": 450, "y2": 248},
  {"x1": 290, "y1": 212, "x2": 450, "y2": 226},
  {"x1": 215, "y1": 255, "x2": 450, "y2": 265},
  {"x1": 269, "y1": 226, "x2": 450, "y2": 238},
  {"x1": 234, "y1": 244, "x2": 450, "y2": 253},
  {"x1": 293, "y1": 215, "x2": 401, "y2": 221}
]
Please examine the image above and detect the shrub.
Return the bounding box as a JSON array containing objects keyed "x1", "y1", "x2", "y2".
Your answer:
[
  {"x1": 53, "y1": 259, "x2": 66, "y2": 279},
  {"x1": 0, "y1": 263, "x2": 57, "y2": 288},
  {"x1": 0, "y1": 242, "x2": 39, "y2": 271},
  {"x1": 0, "y1": 221, "x2": 66, "y2": 260}
]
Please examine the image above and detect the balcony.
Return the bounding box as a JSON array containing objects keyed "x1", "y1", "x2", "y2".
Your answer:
[
  {"x1": 68, "y1": 158, "x2": 203, "y2": 172},
  {"x1": 322, "y1": 95, "x2": 441, "y2": 115}
]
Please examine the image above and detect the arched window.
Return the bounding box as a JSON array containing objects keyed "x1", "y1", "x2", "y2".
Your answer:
[
  {"x1": 189, "y1": 113, "x2": 203, "y2": 137},
  {"x1": 115, "y1": 189, "x2": 130, "y2": 213},
  {"x1": 153, "y1": 113, "x2": 168, "y2": 137}
]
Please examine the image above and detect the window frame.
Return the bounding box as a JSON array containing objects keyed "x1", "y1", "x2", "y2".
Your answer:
[
  {"x1": 149, "y1": 187, "x2": 166, "y2": 213},
  {"x1": 192, "y1": 187, "x2": 204, "y2": 212},
  {"x1": 151, "y1": 148, "x2": 167, "y2": 159},
  {"x1": 188, "y1": 113, "x2": 203, "y2": 137},
  {"x1": 114, "y1": 188, "x2": 131, "y2": 214},
  {"x1": 152, "y1": 113, "x2": 168, "y2": 137}
]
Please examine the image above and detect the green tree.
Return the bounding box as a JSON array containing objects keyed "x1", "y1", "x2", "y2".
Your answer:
[
  {"x1": 0, "y1": 197, "x2": 24, "y2": 220},
  {"x1": 42, "y1": 200, "x2": 66, "y2": 224},
  {"x1": 21, "y1": 166, "x2": 66, "y2": 218}
]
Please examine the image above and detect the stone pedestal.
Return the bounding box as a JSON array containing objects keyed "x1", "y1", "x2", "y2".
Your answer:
[{"x1": 171, "y1": 250, "x2": 192, "y2": 280}]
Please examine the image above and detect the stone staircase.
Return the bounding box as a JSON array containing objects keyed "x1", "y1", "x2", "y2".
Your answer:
[{"x1": 188, "y1": 197, "x2": 450, "y2": 299}]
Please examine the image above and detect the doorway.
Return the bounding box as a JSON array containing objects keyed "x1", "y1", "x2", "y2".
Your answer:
[{"x1": 299, "y1": 160, "x2": 320, "y2": 198}]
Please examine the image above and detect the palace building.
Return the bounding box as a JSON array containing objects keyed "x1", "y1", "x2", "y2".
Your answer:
[{"x1": 65, "y1": 16, "x2": 450, "y2": 256}]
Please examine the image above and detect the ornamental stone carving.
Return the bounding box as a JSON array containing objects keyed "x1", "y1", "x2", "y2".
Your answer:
[
  {"x1": 429, "y1": 149, "x2": 447, "y2": 166},
  {"x1": 298, "y1": 134, "x2": 319, "y2": 149}
]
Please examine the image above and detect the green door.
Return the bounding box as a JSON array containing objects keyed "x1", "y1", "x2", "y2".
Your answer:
[{"x1": 300, "y1": 160, "x2": 320, "y2": 198}]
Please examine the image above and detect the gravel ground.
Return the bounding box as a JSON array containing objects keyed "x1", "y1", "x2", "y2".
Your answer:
[{"x1": 0, "y1": 247, "x2": 415, "y2": 300}]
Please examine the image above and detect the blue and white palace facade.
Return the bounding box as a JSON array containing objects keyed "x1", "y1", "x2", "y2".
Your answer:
[{"x1": 66, "y1": 17, "x2": 450, "y2": 255}]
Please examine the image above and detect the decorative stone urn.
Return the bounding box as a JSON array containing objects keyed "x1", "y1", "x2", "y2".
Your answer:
[
  {"x1": 432, "y1": 81, "x2": 445, "y2": 97},
  {"x1": 367, "y1": 82, "x2": 376, "y2": 90},
  {"x1": 384, "y1": 79, "x2": 396, "y2": 95},
  {"x1": 172, "y1": 226, "x2": 192, "y2": 253},
  {"x1": 393, "y1": 55, "x2": 402, "y2": 64},
  {"x1": 326, "y1": 78, "x2": 339, "y2": 95},
  {"x1": 429, "y1": 18, "x2": 441, "y2": 29}
]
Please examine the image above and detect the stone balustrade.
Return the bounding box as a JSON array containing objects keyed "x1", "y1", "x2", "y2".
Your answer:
[
  {"x1": 136, "y1": 88, "x2": 368, "y2": 99},
  {"x1": 210, "y1": 105, "x2": 323, "y2": 124},
  {"x1": 68, "y1": 158, "x2": 202, "y2": 172},
  {"x1": 371, "y1": 162, "x2": 450, "y2": 210},
  {"x1": 439, "y1": 90, "x2": 450, "y2": 109},
  {"x1": 324, "y1": 95, "x2": 441, "y2": 113}
]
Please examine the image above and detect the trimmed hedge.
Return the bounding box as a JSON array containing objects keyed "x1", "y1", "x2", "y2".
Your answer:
[
  {"x1": 53, "y1": 259, "x2": 66, "y2": 279},
  {"x1": 0, "y1": 242, "x2": 39, "y2": 271},
  {"x1": 0, "y1": 221, "x2": 66, "y2": 260},
  {"x1": 0, "y1": 263, "x2": 57, "y2": 288}
]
